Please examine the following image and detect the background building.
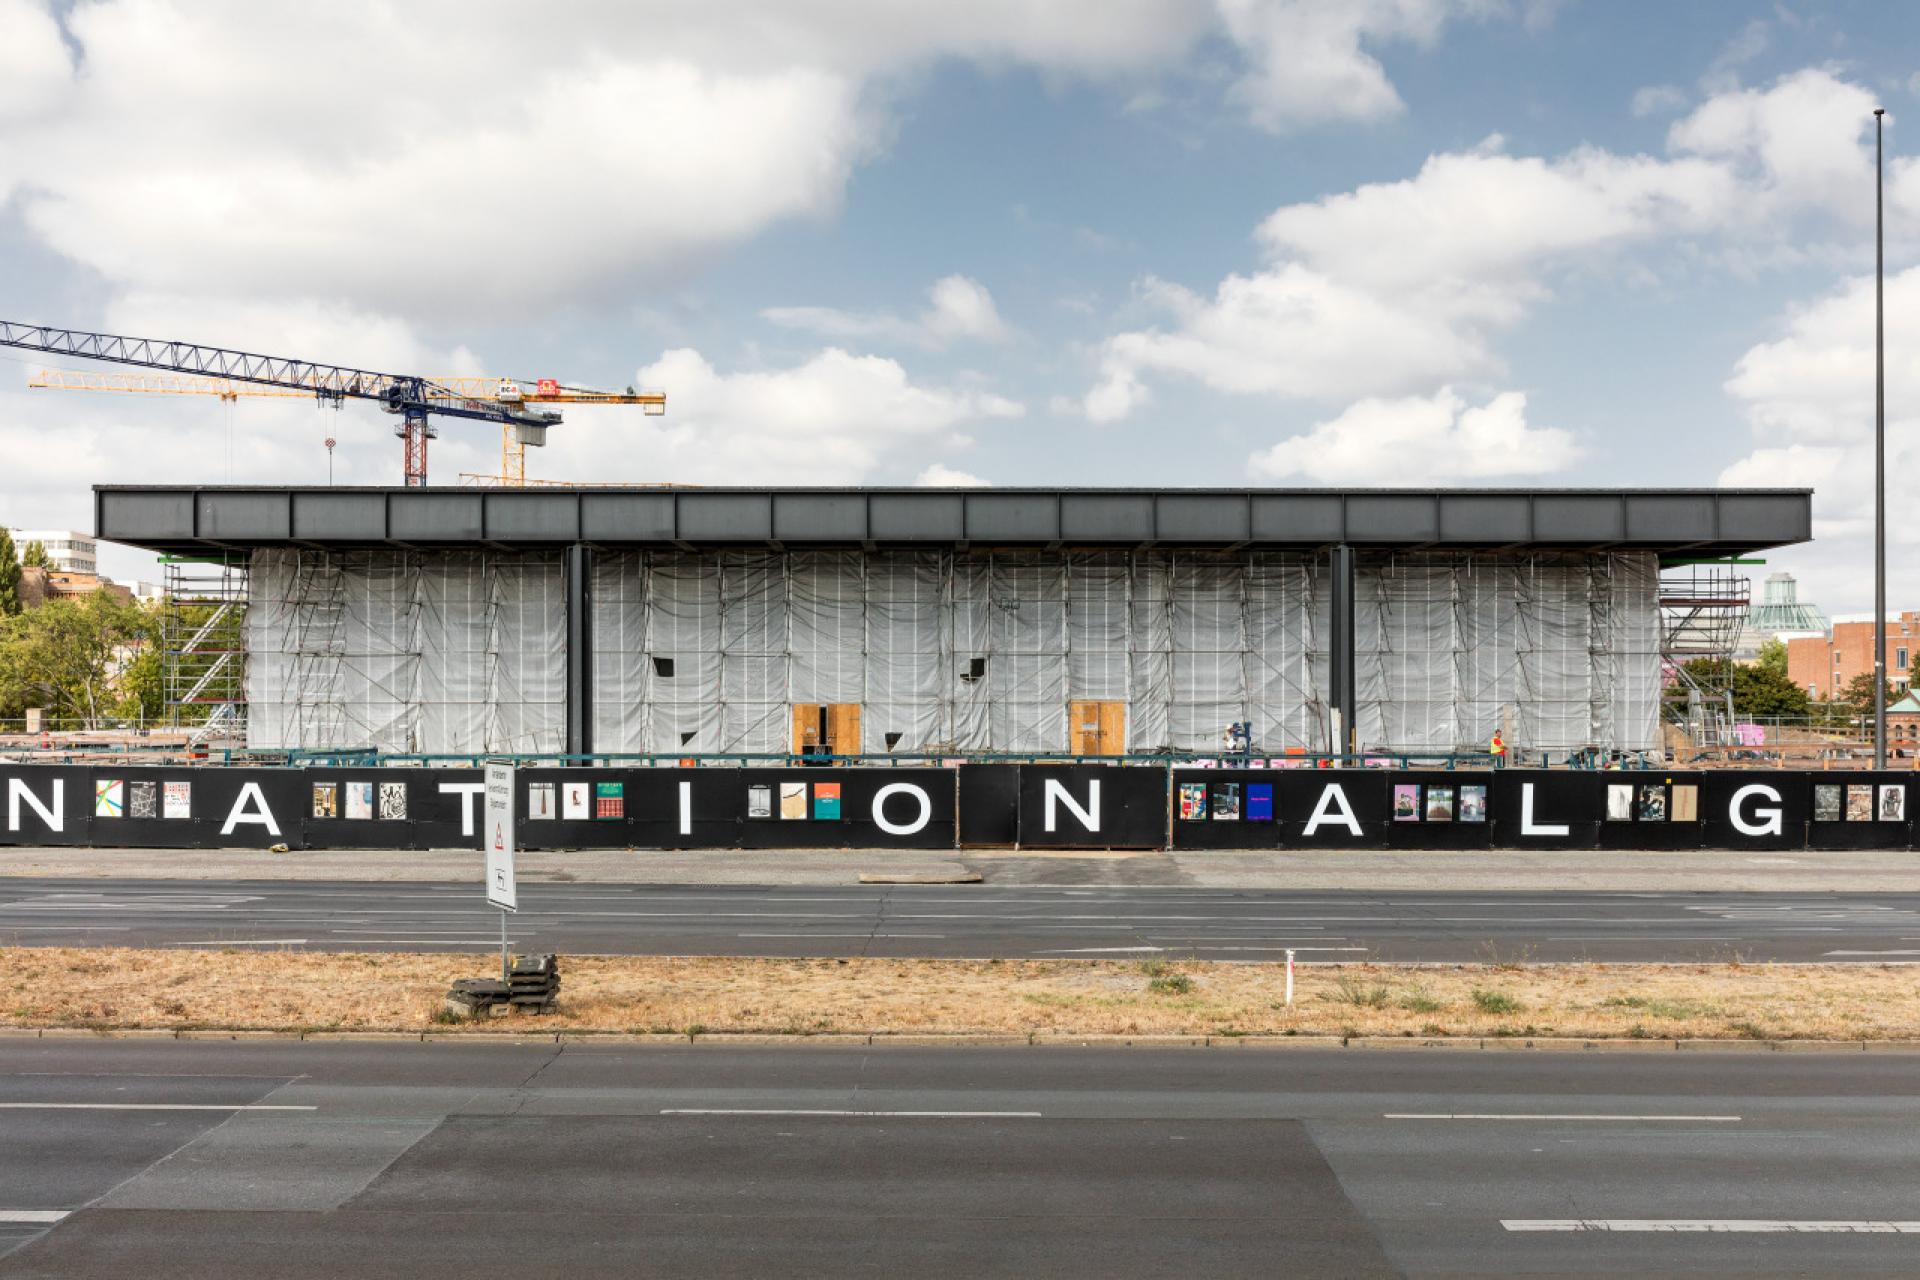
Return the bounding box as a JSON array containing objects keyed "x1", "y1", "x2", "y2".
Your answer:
[
  {"x1": 7, "y1": 529, "x2": 98, "y2": 575},
  {"x1": 1788, "y1": 612, "x2": 1920, "y2": 701},
  {"x1": 1733, "y1": 570, "x2": 1829, "y2": 661},
  {"x1": 95, "y1": 485, "x2": 1812, "y2": 759}
]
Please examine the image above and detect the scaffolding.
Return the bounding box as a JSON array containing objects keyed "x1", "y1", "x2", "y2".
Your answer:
[
  {"x1": 161, "y1": 554, "x2": 250, "y2": 748},
  {"x1": 1659, "y1": 563, "x2": 1751, "y2": 746}
]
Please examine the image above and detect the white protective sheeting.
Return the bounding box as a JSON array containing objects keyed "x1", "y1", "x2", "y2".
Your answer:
[
  {"x1": 247, "y1": 547, "x2": 1660, "y2": 756},
  {"x1": 247, "y1": 550, "x2": 565, "y2": 753},
  {"x1": 590, "y1": 550, "x2": 1332, "y2": 755},
  {"x1": 1354, "y1": 552, "x2": 1660, "y2": 753}
]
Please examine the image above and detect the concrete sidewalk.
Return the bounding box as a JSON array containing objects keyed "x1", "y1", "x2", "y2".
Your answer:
[{"x1": 0, "y1": 845, "x2": 1914, "y2": 890}]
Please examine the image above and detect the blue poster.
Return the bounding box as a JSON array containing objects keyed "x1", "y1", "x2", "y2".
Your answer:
[{"x1": 1246, "y1": 783, "x2": 1273, "y2": 822}]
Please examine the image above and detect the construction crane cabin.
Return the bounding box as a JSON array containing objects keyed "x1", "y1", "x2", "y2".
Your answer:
[{"x1": 4, "y1": 320, "x2": 664, "y2": 485}]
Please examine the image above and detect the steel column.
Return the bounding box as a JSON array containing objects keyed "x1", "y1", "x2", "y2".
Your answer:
[
  {"x1": 565, "y1": 543, "x2": 593, "y2": 758},
  {"x1": 1328, "y1": 543, "x2": 1356, "y2": 757}
]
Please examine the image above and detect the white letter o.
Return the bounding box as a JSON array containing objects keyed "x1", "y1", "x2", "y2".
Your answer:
[{"x1": 872, "y1": 783, "x2": 932, "y2": 836}]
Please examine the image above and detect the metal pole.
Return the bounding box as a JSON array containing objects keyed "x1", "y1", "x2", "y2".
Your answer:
[
  {"x1": 1876, "y1": 107, "x2": 1888, "y2": 771},
  {"x1": 500, "y1": 908, "x2": 510, "y2": 983}
]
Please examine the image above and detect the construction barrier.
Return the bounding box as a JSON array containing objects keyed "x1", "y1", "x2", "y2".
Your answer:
[{"x1": 0, "y1": 764, "x2": 1912, "y2": 853}]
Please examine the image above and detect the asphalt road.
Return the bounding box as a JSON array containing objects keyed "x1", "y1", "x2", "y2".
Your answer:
[
  {"x1": 0, "y1": 1038, "x2": 1917, "y2": 1277},
  {"x1": 3, "y1": 879, "x2": 1920, "y2": 962}
]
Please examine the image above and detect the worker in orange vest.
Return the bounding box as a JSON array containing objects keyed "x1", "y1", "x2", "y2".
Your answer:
[{"x1": 1490, "y1": 731, "x2": 1506, "y2": 768}]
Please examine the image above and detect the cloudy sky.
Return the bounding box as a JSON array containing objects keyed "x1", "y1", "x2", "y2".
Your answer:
[{"x1": 1, "y1": 0, "x2": 1916, "y2": 610}]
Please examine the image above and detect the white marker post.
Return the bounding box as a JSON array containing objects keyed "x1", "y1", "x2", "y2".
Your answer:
[
  {"x1": 1285, "y1": 949, "x2": 1295, "y2": 1007},
  {"x1": 483, "y1": 761, "x2": 517, "y2": 982}
]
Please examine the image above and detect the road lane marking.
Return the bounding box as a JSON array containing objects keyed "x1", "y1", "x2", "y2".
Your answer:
[
  {"x1": 1825, "y1": 950, "x2": 1920, "y2": 956},
  {"x1": 0, "y1": 1211, "x2": 67, "y2": 1224},
  {"x1": 1504, "y1": 1220, "x2": 1920, "y2": 1233},
  {"x1": 163, "y1": 939, "x2": 310, "y2": 946},
  {"x1": 0, "y1": 1104, "x2": 316, "y2": 1111},
  {"x1": 660, "y1": 1109, "x2": 1041, "y2": 1118},
  {"x1": 1387, "y1": 1114, "x2": 1740, "y2": 1122}
]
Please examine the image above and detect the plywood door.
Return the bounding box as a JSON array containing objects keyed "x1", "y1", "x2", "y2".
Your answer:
[
  {"x1": 826, "y1": 703, "x2": 862, "y2": 758},
  {"x1": 792, "y1": 704, "x2": 823, "y2": 756},
  {"x1": 1070, "y1": 700, "x2": 1125, "y2": 756}
]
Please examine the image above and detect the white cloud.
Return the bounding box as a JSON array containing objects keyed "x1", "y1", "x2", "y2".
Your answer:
[
  {"x1": 1667, "y1": 68, "x2": 1880, "y2": 221},
  {"x1": 1217, "y1": 0, "x2": 1499, "y2": 132},
  {"x1": 915, "y1": 464, "x2": 989, "y2": 487},
  {"x1": 1718, "y1": 265, "x2": 1920, "y2": 609},
  {"x1": 763, "y1": 275, "x2": 1009, "y2": 348},
  {"x1": 1084, "y1": 68, "x2": 1891, "y2": 424},
  {"x1": 0, "y1": 0, "x2": 71, "y2": 124},
  {"x1": 1631, "y1": 84, "x2": 1688, "y2": 117},
  {"x1": 1084, "y1": 266, "x2": 1486, "y2": 419},
  {"x1": 1248, "y1": 388, "x2": 1581, "y2": 483},
  {"x1": 531, "y1": 347, "x2": 1022, "y2": 486},
  {"x1": 1, "y1": 0, "x2": 1500, "y2": 323}
]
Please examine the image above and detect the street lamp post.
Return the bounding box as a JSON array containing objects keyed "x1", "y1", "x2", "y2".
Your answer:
[{"x1": 1875, "y1": 108, "x2": 1888, "y2": 771}]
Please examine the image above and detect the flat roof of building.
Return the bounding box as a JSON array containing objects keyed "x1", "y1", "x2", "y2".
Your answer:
[{"x1": 94, "y1": 485, "x2": 1813, "y2": 557}]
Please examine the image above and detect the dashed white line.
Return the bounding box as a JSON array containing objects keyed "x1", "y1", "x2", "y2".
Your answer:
[
  {"x1": 0, "y1": 1211, "x2": 68, "y2": 1224},
  {"x1": 660, "y1": 1109, "x2": 1041, "y2": 1118},
  {"x1": 0, "y1": 1103, "x2": 316, "y2": 1111},
  {"x1": 1504, "y1": 1220, "x2": 1920, "y2": 1233},
  {"x1": 1387, "y1": 1114, "x2": 1740, "y2": 1122}
]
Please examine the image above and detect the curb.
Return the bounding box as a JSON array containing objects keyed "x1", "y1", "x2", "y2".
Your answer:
[{"x1": 1, "y1": 1025, "x2": 1917, "y2": 1053}]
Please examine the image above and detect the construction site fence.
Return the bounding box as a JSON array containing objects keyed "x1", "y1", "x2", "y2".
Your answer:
[{"x1": 2, "y1": 762, "x2": 1916, "y2": 852}]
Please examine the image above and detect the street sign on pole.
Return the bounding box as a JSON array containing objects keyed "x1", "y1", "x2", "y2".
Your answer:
[{"x1": 484, "y1": 761, "x2": 517, "y2": 983}]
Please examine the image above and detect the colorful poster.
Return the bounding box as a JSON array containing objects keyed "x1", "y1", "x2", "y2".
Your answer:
[
  {"x1": 128, "y1": 781, "x2": 157, "y2": 819},
  {"x1": 1637, "y1": 785, "x2": 1667, "y2": 822},
  {"x1": 93, "y1": 779, "x2": 123, "y2": 818},
  {"x1": 594, "y1": 781, "x2": 624, "y2": 820},
  {"x1": 311, "y1": 783, "x2": 338, "y2": 819},
  {"x1": 1605, "y1": 784, "x2": 1634, "y2": 822},
  {"x1": 1178, "y1": 782, "x2": 1207, "y2": 821},
  {"x1": 1670, "y1": 784, "x2": 1699, "y2": 822},
  {"x1": 1458, "y1": 785, "x2": 1487, "y2": 823},
  {"x1": 779, "y1": 782, "x2": 808, "y2": 820},
  {"x1": 1813, "y1": 784, "x2": 1842, "y2": 822},
  {"x1": 527, "y1": 783, "x2": 556, "y2": 820},
  {"x1": 746, "y1": 784, "x2": 772, "y2": 819},
  {"x1": 163, "y1": 781, "x2": 191, "y2": 819},
  {"x1": 1212, "y1": 782, "x2": 1241, "y2": 820},
  {"x1": 378, "y1": 781, "x2": 407, "y2": 821},
  {"x1": 1425, "y1": 787, "x2": 1454, "y2": 821},
  {"x1": 1879, "y1": 785, "x2": 1906, "y2": 822},
  {"x1": 813, "y1": 782, "x2": 842, "y2": 820},
  {"x1": 1246, "y1": 783, "x2": 1273, "y2": 822},
  {"x1": 1392, "y1": 783, "x2": 1420, "y2": 821},
  {"x1": 1846, "y1": 785, "x2": 1874, "y2": 822},
  {"x1": 562, "y1": 782, "x2": 590, "y2": 820},
  {"x1": 346, "y1": 782, "x2": 374, "y2": 820}
]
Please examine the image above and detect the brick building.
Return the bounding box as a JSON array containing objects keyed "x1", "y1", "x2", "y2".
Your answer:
[
  {"x1": 1787, "y1": 612, "x2": 1920, "y2": 701},
  {"x1": 17, "y1": 567, "x2": 134, "y2": 611}
]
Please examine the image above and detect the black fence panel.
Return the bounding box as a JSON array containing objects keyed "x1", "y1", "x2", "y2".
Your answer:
[
  {"x1": 1594, "y1": 772, "x2": 1706, "y2": 851},
  {"x1": 1804, "y1": 772, "x2": 1914, "y2": 850},
  {"x1": 1487, "y1": 770, "x2": 1599, "y2": 849},
  {"x1": 957, "y1": 765, "x2": 1019, "y2": 847},
  {"x1": 1698, "y1": 772, "x2": 1812, "y2": 851},
  {"x1": 1015, "y1": 765, "x2": 1167, "y2": 849}
]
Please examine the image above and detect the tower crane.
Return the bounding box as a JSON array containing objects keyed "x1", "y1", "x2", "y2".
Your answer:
[
  {"x1": 0, "y1": 319, "x2": 592, "y2": 486},
  {"x1": 26, "y1": 368, "x2": 667, "y2": 485}
]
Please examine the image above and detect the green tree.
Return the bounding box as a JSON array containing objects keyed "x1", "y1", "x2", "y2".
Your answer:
[
  {"x1": 19, "y1": 540, "x2": 48, "y2": 569},
  {"x1": 1755, "y1": 637, "x2": 1790, "y2": 677},
  {"x1": 1839, "y1": 672, "x2": 1898, "y2": 719},
  {"x1": 1678, "y1": 657, "x2": 1812, "y2": 720},
  {"x1": 0, "y1": 528, "x2": 19, "y2": 616},
  {"x1": 0, "y1": 591, "x2": 155, "y2": 727}
]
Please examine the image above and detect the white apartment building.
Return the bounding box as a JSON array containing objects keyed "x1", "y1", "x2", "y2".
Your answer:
[{"x1": 8, "y1": 529, "x2": 98, "y2": 575}]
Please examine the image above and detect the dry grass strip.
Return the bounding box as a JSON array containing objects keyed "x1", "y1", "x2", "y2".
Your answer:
[{"x1": 3, "y1": 949, "x2": 1917, "y2": 1041}]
